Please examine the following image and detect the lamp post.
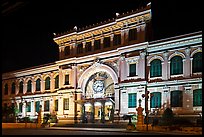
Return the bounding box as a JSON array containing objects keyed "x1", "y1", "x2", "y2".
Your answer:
[{"x1": 143, "y1": 50, "x2": 150, "y2": 131}]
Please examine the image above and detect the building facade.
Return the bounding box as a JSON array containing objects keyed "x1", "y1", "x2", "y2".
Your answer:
[{"x1": 2, "y1": 4, "x2": 202, "y2": 123}]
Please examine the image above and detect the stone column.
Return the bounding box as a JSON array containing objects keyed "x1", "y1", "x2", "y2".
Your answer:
[
  {"x1": 110, "y1": 33, "x2": 114, "y2": 47},
  {"x1": 30, "y1": 99, "x2": 34, "y2": 117},
  {"x1": 59, "y1": 68, "x2": 63, "y2": 89},
  {"x1": 50, "y1": 73, "x2": 54, "y2": 92},
  {"x1": 90, "y1": 101, "x2": 95, "y2": 123},
  {"x1": 101, "y1": 100, "x2": 105, "y2": 123},
  {"x1": 32, "y1": 79, "x2": 35, "y2": 94},
  {"x1": 184, "y1": 48, "x2": 191, "y2": 78},
  {"x1": 162, "y1": 52, "x2": 169, "y2": 80},
  {"x1": 139, "y1": 51, "x2": 146, "y2": 79},
  {"x1": 119, "y1": 54, "x2": 126, "y2": 81},
  {"x1": 120, "y1": 29, "x2": 125, "y2": 45},
  {"x1": 82, "y1": 41, "x2": 86, "y2": 53}
]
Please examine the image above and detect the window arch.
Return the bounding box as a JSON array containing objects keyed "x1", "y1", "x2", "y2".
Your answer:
[
  {"x1": 36, "y1": 78, "x2": 41, "y2": 91},
  {"x1": 4, "y1": 83, "x2": 8, "y2": 95},
  {"x1": 11, "y1": 82, "x2": 15, "y2": 94},
  {"x1": 55, "y1": 75, "x2": 59, "y2": 89},
  {"x1": 192, "y1": 52, "x2": 202, "y2": 73},
  {"x1": 45, "y1": 77, "x2": 50, "y2": 90},
  {"x1": 27, "y1": 80, "x2": 32, "y2": 92},
  {"x1": 19, "y1": 81, "x2": 23, "y2": 93},
  {"x1": 193, "y1": 89, "x2": 202, "y2": 106},
  {"x1": 170, "y1": 56, "x2": 183, "y2": 75},
  {"x1": 150, "y1": 92, "x2": 161, "y2": 108},
  {"x1": 150, "y1": 59, "x2": 162, "y2": 77},
  {"x1": 171, "y1": 90, "x2": 183, "y2": 107}
]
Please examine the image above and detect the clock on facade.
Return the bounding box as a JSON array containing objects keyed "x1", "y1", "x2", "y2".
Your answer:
[{"x1": 93, "y1": 80, "x2": 104, "y2": 92}]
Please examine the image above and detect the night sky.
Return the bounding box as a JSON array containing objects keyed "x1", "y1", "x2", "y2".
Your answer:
[{"x1": 1, "y1": 0, "x2": 202, "y2": 73}]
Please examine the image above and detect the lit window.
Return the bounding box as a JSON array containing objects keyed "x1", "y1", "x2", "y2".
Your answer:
[{"x1": 64, "y1": 98, "x2": 69, "y2": 110}]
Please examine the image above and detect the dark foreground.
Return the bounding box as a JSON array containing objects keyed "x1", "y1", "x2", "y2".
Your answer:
[{"x1": 2, "y1": 128, "x2": 198, "y2": 135}]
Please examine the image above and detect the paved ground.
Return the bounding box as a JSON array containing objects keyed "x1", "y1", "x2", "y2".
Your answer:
[{"x1": 3, "y1": 127, "x2": 199, "y2": 135}]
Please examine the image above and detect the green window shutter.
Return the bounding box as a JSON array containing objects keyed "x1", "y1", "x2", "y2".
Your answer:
[
  {"x1": 26, "y1": 102, "x2": 31, "y2": 112},
  {"x1": 170, "y1": 56, "x2": 183, "y2": 75},
  {"x1": 193, "y1": 52, "x2": 202, "y2": 73},
  {"x1": 45, "y1": 77, "x2": 50, "y2": 90},
  {"x1": 128, "y1": 93, "x2": 137, "y2": 108},
  {"x1": 150, "y1": 92, "x2": 161, "y2": 108},
  {"x1": 150, "y1": 59, "x2": 162, "y2": 77},
  {"x1": 35, "y1": 101, "x2": 40, "y2": 113},
  {"x1": 193, "y1": 89, "x2": 202, "y2": 106},
  {"x1": 171, "y1": 90, "x2": 182, "y2": 107},
  {"x1": 129, "y1": 64, "x2": 136, "y2": 76},
  {"x1": 55, "y1": 75, "x2": 59, "y2": 89},
  {"x1": 36, "y1": 79, "x2": 41, "y2": 91},
  {"x1": 27, "y1": 80, "x2": 32, "y2": 92}
]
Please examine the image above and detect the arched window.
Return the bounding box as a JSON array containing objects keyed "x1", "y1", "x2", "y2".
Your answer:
[
  {"x1": 45, "y1": 77, "x2": 50, "y2": 90},
  {"x1": 150, "y1": 59, "x2": 162, "y2": 77},
  {"x1": 11, "y1": 82, "x2": 15, "y2": 94},
  {"x1": 4, "y1": 83, "x2": 8, "y2": 95},
  {"x1": 27, "y1": 80, "x2": 32, "y2": 92},
  {"x1": 171, "y1": 90, "x2": 183, "y2": 107},
  {"x1": 150, "y1": 92, "x2": 161, "y2": 108},
  {"x1": 170, "y1": 56, "x2": 183, "y2": 75},
  {"x1": 55, "y1": 75, "x2": 59, "y2": 89},
  {"x1": 193, "y1": 89, "x2": 202, "y2": 106},
  {"x1": 19, "y1": 81, "x2": 23, "y2": 93},
  {"x1": 193, "y1": 52, "x2": 202, "y2": 73},
  {"x1": 36, "y1": 78, "x2": 41, "y2": 91}
]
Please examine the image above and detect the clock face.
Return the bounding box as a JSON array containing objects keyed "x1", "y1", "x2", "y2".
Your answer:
[{"x1": 93, "y1": 80, "x2": 104, "y2": 92}]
